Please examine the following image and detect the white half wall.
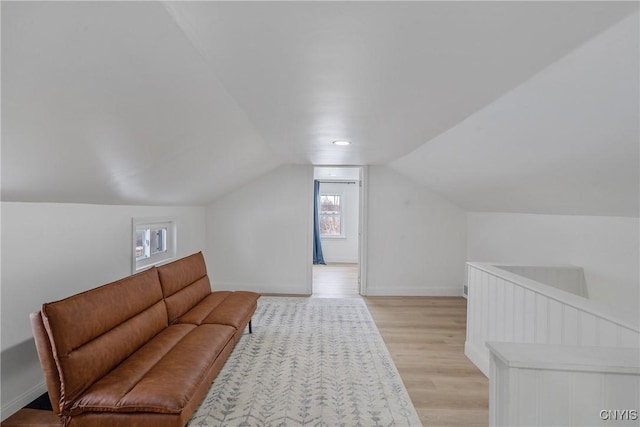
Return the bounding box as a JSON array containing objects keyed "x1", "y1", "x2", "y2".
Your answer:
[
  {"x1": 365, "y1": 166, "x2": 467, "y2": 296},
  {"x1": 467, "y1": 212, "x2": 640, "y2": 327},
  {"x1": 205, "y1": 164, "x2": 314, "y2": 295},
  {"x1": 0, "y1": 202, "x2": 206, "y2": 419}
]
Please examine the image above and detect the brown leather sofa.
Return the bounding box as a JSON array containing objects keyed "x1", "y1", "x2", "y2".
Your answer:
[{"x1": 30, "y1": 252, "x2": 259, "y2": 427}]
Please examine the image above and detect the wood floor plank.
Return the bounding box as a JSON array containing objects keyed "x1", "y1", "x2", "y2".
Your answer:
[
  {"x1": 312, "y1": 263, "x2": 360, "y2": 297},
  {"x1": 364, "y1": 296, "x2": 489, "y2": 427}
]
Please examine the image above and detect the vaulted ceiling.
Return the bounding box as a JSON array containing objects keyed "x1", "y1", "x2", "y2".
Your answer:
[{"x1": 2, "y1": 1, "x2": 638, "y2": 215}]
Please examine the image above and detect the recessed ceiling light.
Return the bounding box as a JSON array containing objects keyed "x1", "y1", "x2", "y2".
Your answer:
[{"x1": 332, "y1": 140, "x2": 351, "y2": 146}]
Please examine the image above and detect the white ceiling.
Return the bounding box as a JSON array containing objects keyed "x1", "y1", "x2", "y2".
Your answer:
[
  {"x1": 390, "y1": 10, "x2": 639, "y2": 217},
  {"x1": 1, "y1": 1, "x2": 638, "y2": 214}
]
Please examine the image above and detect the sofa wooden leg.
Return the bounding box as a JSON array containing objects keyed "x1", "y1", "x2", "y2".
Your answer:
[{"x1": 249, "y1": 319, "x2": 252, "y2": 334}]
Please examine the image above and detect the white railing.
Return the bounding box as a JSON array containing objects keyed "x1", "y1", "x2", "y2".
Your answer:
[
  {"x1": 465, "y1": 262, "x2": 640, "y2": 377},
  {"x1": 487, "y1": 342, "x2": 640, "y2": 427}
]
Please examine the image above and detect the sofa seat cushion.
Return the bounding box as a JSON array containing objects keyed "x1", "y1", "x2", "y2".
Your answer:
[
  {"x1": 175, "y1": 291, "x2": 230, "y2": 325},
  {"x1": 177, "y1": 291, "x2": 259, "y2": 329},
  {"x1": 71, "y1": 323, "x2": 235, "y2": 416}
]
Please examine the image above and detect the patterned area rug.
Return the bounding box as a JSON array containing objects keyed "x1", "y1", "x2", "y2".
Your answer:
[{"x1": 188, "y1": 297, "x2": 422, "y2": 426}]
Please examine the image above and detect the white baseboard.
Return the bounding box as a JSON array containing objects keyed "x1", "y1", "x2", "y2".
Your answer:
[
  {"x1": 464, "y1": 340, "x2": 490, "y2": 378},
  {"x1": 1, "y1": 381, "x2": 47, "y2": 421},
  {"x1": 322, "y1": 258, "x2": 359, "y2": 264},
  {"x1": 212, "y1": 281, "x2": 465, "y2": 299},
  {"x1": 364, "y1": 287, "x2": 463, "y2": 297},
  {"x1": 212, "y1": 281, "x2": 311, "y2": 295}
]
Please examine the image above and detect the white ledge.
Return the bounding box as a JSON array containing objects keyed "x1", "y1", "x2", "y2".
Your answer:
[{"x1": 487, "y1": 342, "x2": 640, "y2": 375}]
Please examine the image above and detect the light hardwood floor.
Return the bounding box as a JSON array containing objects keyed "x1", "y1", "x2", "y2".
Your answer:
[
  {"x1": 365, "y1": 297, "x2": 489, "y2": 427},
  {"x1": 312, "y1": 263, "x2": 360, "y2": 297},
  {"x1": 312, "y1": 263, "x2": 489, "y2": 427}
]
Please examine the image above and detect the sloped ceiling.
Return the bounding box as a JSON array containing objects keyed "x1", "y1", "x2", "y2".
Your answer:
[
  {"x1": 1, "y1": 1, "x2": 281, "y2": 205},
  {"x1": 390, "y1": 10, "x2": 639, "y2": 217},
  {"x1": 1, "y1": 1, "x2": 638, "y2": 213}
]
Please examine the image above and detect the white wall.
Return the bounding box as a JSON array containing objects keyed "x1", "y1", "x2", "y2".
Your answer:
[
  {"x1": 467, "y1": 212, "x2": 640, "y2": 326},
  {"x1": 365, "y1": 166, "x2": 467, "y2": 296},
  {"x1": 206, "y1": 164, "x2": 468, "y2": 297},
  {"x1": 206, "y1": 164, "x2": 313, "y2": 295},
  {"x1": 0, "y1": 202, "x2": 207, "y2": 419},
  {"x1": 319, "y1": 182, "x2": 359, "y2": 264}
]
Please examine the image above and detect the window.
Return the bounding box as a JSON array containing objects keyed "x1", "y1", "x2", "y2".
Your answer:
[
  {"x1": 135, "y1": 228, "x2": 167, "y2": 260},
  {"x1": 319, "y1": 194, "x2": 343, "y2": 237},
  {"x1": 132, "y1": 217, "x2": 176, "y2": 273}
]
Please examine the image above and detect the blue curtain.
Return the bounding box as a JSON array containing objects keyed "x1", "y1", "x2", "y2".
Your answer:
[{"x1": 313, "y1": 180, "x2": 326, "y2": 265}]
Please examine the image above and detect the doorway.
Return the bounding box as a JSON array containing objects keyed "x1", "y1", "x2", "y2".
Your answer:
[{"x1": 312, "y1": 166, "x2": 364, "y2": 297}]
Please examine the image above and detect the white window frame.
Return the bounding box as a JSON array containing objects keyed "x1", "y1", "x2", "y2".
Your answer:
[
  {"x1": 319, "y1": 192, "x2": 346, "y2": 239},
  {"x1": 132, "y1": 217, "x2": 177, "y2": 273}
]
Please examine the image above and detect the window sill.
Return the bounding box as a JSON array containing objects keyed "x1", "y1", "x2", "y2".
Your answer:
[{"x1": 135, "y1": 255, "x2": 176, "y2": 273}]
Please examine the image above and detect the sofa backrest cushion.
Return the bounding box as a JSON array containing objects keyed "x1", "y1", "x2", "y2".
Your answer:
[
  {"x1": 157, "y1": 252, "x2": 211, "y2": 323},
  {"x1": 40, "y1": 267, "x2": 167, "y2": 412}
]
